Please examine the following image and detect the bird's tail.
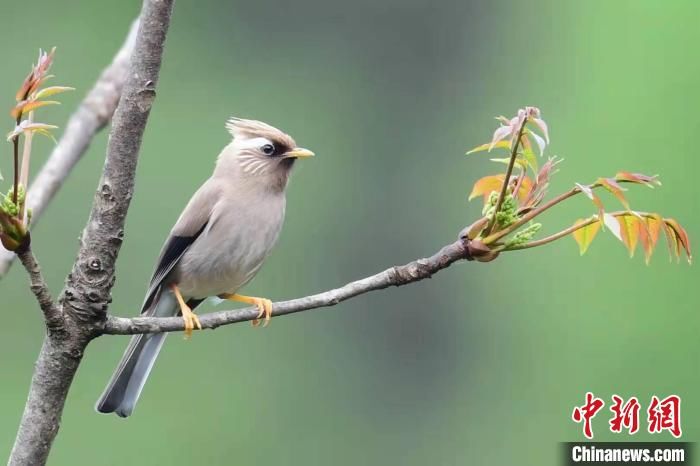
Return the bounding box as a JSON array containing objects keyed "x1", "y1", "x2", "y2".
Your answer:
[{"x1": 95, "y1": 291, "x2": 177, "y2": 417}]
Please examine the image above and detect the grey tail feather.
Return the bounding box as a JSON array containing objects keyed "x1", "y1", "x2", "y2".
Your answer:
[
  {"x1": 95, "y1": 332, "x2": 168, "y2": 417},
  {"x1": 95, "y1": 290, "x2": 182, "y2": 417}
]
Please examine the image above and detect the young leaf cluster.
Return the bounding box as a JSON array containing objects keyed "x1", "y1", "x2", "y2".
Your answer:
[
  {"x1": 0, "y1": 48, "x2": 73, "y2": 251},
  {"x1": 462, "y1": 106, "x2": 691, "y2": 265}
]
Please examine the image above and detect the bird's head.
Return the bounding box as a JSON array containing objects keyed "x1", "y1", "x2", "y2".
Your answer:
[{"x1": 217, "y1": 117, "x2": 314, "y2": 190}]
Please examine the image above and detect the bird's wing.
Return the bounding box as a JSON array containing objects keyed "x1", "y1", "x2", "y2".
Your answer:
[{"x1": 140, "y1": 179, "x2": 222, "y2": 313}]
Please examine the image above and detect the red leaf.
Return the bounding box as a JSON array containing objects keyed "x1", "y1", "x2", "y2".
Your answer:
[
  {"x1": 617, "y1": 215, "x2": 638, "y2": 257},
  {"x1": 639, "y1": 215, "x2": 662, "y2": 264},
  {"x1": 662, "y1": 222, "x2": 681, "y2": 262},
  {"x1": 615, "y1": 172, "x2": 661, "y2": 187},
  {"x1": 599, "y1": 178, "x2": 630, "y2": 210},
  {"x1": 10, "y1": 100, "x2": 59, "y2": 119},
  {"x1": 15, "y1": 70, "x2": 35, "y2": 102},
  {"x1": 664, "y1": 218, "x2": 692, "y2": 264}
]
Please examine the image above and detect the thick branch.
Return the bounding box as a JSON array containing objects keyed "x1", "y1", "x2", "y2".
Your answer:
[
  {"x1": 9, "y1": 2, "x2": 173, "y2": 465},
  {"x1": 61, "y1": 3, "x2": 172, "y2": 325},
  {"x1": 7, "y1": 336, "x2": 85, "y2": 466},
  {"x1": 0, "y1": 20, "x2": 139, "y2": 278},
  {"x1": 15, "y1": 244, "x2": 63, "y2": 331},
  {"x1": 104, "y1": 239, "x2": 472, "y2": 335}
]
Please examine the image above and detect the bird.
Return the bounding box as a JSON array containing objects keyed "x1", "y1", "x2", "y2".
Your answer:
[{"x1": 95, "y1": 117, "x2": 314, "y2": 417}]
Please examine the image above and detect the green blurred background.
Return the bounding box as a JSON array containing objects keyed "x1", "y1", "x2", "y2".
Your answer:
[{"x1": 1, "y1": 0, "x2": 698, "y2": 464}]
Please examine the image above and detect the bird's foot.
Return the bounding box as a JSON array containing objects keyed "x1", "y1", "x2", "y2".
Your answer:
[
  {"x1": 171, "y1": 284, "x2": 202, "y2": 338},
  {"x1": 219, "y1": 293, "x2": 273, "y2": 327},
  {"x1": 181, "y1": 305, "x2": 202, "y2": 339}
]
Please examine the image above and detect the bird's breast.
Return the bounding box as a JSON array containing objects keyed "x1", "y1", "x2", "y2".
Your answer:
[{"x1": 175, "y1": 194, "x2": 286, "y2": 298}]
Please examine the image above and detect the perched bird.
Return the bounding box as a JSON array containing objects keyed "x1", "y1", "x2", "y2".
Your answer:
[{"x1": 96, "y1": 118, "x2": 314, "y2": 417}]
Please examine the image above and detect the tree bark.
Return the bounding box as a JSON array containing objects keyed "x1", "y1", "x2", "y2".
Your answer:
[
  {"x1": 7, "y1": 333, "x2": 86, "y2": 466},
  {"x1": 7, "y1": 1, "x2": 174, "y2": 464}
]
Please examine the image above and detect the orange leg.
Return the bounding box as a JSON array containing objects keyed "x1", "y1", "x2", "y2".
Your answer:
[
  {"x1": 171, "y1": 284, "x2": 202, "y2": 338},
  {"x1": 219, "y1": 293, "x2": 273, "y2": 327}
]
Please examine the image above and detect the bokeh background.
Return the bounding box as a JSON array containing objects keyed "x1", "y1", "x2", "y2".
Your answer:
[{"x1": 0, "y1": 0, "x2": 698, "y2": 464}]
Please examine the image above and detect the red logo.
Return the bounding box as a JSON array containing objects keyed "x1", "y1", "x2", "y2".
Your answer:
[
  {"x1": 572, "y1": 392, "x2": 605, "y2": 439},
  {"x1": 572, "y1": 393, "x2": 682, "y2": 439},
  {"x1": 609, "y1": 395, "x2": 641, "y2": 434},
  {"x1": 648, "y1": 395, "x2": 682, "y2": 438}
]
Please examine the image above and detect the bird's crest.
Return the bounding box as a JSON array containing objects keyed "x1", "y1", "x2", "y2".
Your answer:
[{"x1": 226, "y1": 117, "x2": 296, "y2": 149}]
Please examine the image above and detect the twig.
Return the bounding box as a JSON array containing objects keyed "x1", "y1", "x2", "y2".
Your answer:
[
  {"x1": 104, "y1": 239, "x2": 472, "y2": 335},
  {"x1": 12, "y1": 77, "x2": 29, "y2": 206},
  {"x1": 19, "y1": 111, "x2": 34, "y2": 222},
  {"x1": 485, "y1": 118, "x2": 527, "y2": 235},
  {"x1": 15, "y1": 244, "x2": 63, "y2": 331},
  {"x1": 19, "y1": 112, "x2": 34, "y2": 205},
  {"x1": 12, "y1": 132, "x2": 19, "y2": 205},
  {"x1": 484, "y1": 187, "x2": 580, "y2": 244},
  {"x1": 485, "y1": 177, "x2": 652, "y2": 246},
  {"x1": 505, "y1": 210, "x2": 654, "y2": 251},
  {"x1": 0, "y1": 20, "x2": 139, "y2": 277}
]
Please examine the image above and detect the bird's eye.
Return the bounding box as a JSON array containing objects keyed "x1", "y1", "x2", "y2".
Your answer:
[{"x1": 261, "y1": 144, "x2": 275, "y2": 155}]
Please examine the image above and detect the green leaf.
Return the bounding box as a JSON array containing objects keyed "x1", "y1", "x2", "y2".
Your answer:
[
  {"x1": 466, "y1": 140, "x2": 510, "y2": 155},
  {"x1": 489, "y1": 157, "x2": 528, "y2": 169},
  {"x1": 573, "y1": 220, "x2": 600, "y2": 255},
  {"x1": 521, "y1": 146, "x2": 539, "y2": 172},
  {"x1": 33, "y1": 86, "x2": 74, "y2": 99}
]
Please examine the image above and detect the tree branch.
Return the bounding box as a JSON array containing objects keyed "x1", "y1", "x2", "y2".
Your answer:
[
  {"x1": 0, "y1": 20, "x2": 139, "y2": 278},
  {"x1": 7, "y1": 335, "x2": 86, "y2": 466},
  {"x1": 15, "y1": 243, "x2": 64, "y2": 331},
  {"x1": 103, "y1": 239, "x2": 473, "y2": 335},
  {"x1": 8, "y1": 2, "x2": 173, "y2": 464},
  {"x1": 61, "y1": 3, "x2": 172, "y2": 326}
]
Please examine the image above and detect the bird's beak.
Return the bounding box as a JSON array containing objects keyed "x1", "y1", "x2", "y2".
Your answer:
[{"x1": 283, "y1": 147, "x2": 315, "y2": 159}]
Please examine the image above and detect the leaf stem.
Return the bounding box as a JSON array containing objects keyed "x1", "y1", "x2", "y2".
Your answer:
[
  {"x1": 19, "y1": 111, "x2": 35, "y2": 221},
  {"x1": 485, "y1": 117, "x2": 528, "y2": 235},
  {"x1": 12, "y1": 137, "x2": 19, "y2": 205},
  {"x1": 12, "y1": 88, "x2": 29, "y2": 209},
  {"x1": 483, "y1": 187, "x2": 580, "y2": 244},
  {"x1": 504, "y1": 210, "x2": 654, "y2": 251},
  {"x1": 505, "y1": 217, "x2": 596, "y2": 250}
]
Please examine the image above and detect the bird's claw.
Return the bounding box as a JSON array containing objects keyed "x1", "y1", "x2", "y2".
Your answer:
[
  {"x1": 171, "y1": 284, "x2": 201, "y2": 339},
  {"x1": 181, "y1": 305, "x2": 202, "y2": 339},
  {"x1": 219, "y1": 293, "x2": 274, "y2": 328},
  {"x1": 251, "y1": 298, "x2": 273, "y2": 327}
]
